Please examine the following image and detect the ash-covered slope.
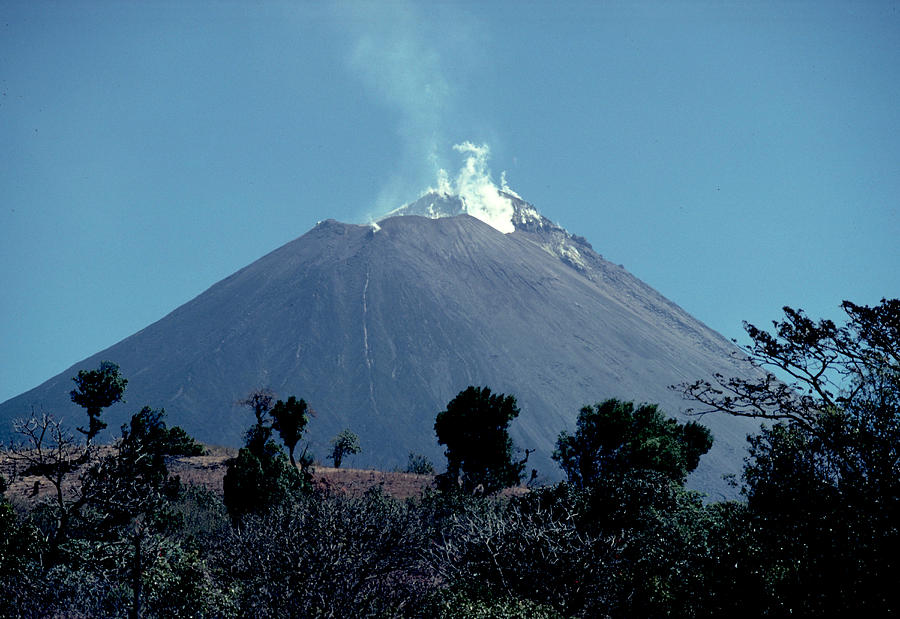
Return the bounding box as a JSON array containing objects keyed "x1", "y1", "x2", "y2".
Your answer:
[{"x1": 1, "y1": 196, "x2": 759, "y2": 495}]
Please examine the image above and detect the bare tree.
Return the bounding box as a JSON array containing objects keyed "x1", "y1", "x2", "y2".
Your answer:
[
  {"x1": 239, "y1": 388, "x2": 276, "y2": 427},
  {"x1": 7, "y1": 411, "x2": 95, "y2": 559}
]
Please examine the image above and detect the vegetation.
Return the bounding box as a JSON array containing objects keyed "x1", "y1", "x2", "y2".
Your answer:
[
  {"x1": 553, "y1": 398, "x2": 712, "y2": 488},
  {"x1": 328, "y1": 428, "x2": 361, "y2": 469},
  {"x1": 0, "y1": 298, "x2": 895, "y2": 617},
  {"x1": 70, "y1": 360, "x2": 127, "y2": 445},
  {"x1": 271, "y1": 396, "x2": 311, "y2": 469},
  {"x1": 406, "y1": 451, "x2": 435, "y2": 474},
  {"x1": 680, "y1": 298, "x2": 900, "y2": 615},
  {"x1": 222, "y1": 390, "x2": 311, "y2": 521},
  {"x1": 434, "y1": 385, "x2": 525, "y2": 494}
]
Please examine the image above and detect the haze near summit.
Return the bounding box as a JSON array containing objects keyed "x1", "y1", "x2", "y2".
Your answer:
[{"x1": 339, "y1": 1, "x2": 515, "y2": 226}]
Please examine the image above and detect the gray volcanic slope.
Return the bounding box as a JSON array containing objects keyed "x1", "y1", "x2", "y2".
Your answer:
[{"x1": 0, "y1": 199, "x2": 760, "y2": 496}]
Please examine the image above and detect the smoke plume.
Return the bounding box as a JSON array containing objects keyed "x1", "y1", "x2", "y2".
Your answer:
[
  {"x1": 337, "y1": 3, "x2": 519, "y2": 232},
  {"x1": 432, "y1": 142, "x2": 516, "y2": 234},
  {"x1": 340, "y1": 1, "x2": 452, "y2": 213}
]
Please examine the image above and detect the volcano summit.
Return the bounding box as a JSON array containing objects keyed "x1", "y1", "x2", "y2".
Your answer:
[{"x1": 0, "y1": 189, "x2": 760, "y2": 495}]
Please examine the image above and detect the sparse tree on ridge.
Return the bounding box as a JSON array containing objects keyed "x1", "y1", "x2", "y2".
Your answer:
[
  {"x1": 70, "y1": 360, "x2": 127, "y2": 446},
  {"x1": 271, "y1": 396, "x2": 311, "y2": 469},
  {"x1": 329, "y1": 429, "x2": 361, "y2": 469},
  {"x1": 238, "y1": 388, "x2": 276, "y2": 457}
]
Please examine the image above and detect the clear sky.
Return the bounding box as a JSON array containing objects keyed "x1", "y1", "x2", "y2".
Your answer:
[{"x1": 2, "y1": 1, "x2": 898, "y2": 404}]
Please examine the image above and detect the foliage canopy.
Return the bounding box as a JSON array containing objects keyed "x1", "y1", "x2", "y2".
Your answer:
[
  {"x1": 434, "y1": 386, "x2": 524, "y2": 494},
  {"x1": 553, "y1": 399, "x2": 712, "y2": 488},
  {"x1": 681, "y1": 298, "x2": 900, "y2": 615},
  {"x1": 2, "y1": 298, "x2": 896, "y2": 616},
  {"x1": 271, "y1": 395, "x2": 311, "y2": 469},
  {"x1": 329, "y1": 428, "x2": 361, "y2": 469},
  {"x1": 70, "y1": 360, "x2": 127, "y2": 444}
]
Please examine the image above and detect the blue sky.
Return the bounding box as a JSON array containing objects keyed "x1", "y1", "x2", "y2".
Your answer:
[{"x1": 2, "y1": 1, "x2": 898, "y2": 404}]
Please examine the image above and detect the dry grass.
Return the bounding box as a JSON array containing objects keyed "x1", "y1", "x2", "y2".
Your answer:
[
  {"x1": 2, "y1": 445, "x2": 531, "y2": 508},
  {"x1": 1, "y1": 446, "x2": 436, "y2": 507},
  {"x1": 312, "y1": 466, "x2": 435, "y2": 499},
  {"x1": 0, "y1": 446, "x2": 118, "y2": 509},
  {"x1": 167, "y1": 450, "x2": 435, "y2": 499}
]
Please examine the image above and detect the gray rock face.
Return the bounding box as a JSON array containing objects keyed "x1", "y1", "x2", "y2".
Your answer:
[{"x1": 0, "y1": 195, "x2": 760, "y2": 496}]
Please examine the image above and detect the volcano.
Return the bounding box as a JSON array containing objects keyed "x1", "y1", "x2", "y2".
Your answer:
[{"x1": 0, "y1": 191, "x2": 760, "y2": 496}]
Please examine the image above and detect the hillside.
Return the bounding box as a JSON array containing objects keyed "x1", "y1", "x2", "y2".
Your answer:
[{"x1": 0, "y1": 194, "x2": 763, "y2": 496}]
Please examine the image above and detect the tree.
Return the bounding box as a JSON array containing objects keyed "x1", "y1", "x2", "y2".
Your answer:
[
  {"x1": 8, "y1": 411, "x2": 92, "y2": 561},
  {"x1": 680, "y1": 299, "x2": 899, "y2": 495},
  {"x1": 680, "y1": 299, "x2": 900, "y2": 614},
  {"x1": 223, "y1": 390, "x2": 308, "y2": 520},
  {"x1": 70, "y1": 360, "x2": 127, "y2": 445},
  {"x1": 329, "y1": 429, "x2": 361, "y2": 469},
  {"x1": 238, "y1": 388, "x2": 275, "y2": 457},
  {"x1": 553, "y1": 399, "x2": 712, "y2": 488},
  {"x1": 3, "y1": 366, "x2": 228, "y2": 617},
  {"x1": 434, "y1": 386, "x2": 525, "y2": 494},
  {"x1": 240, "y1": 389, "x2": 276, "y2": 426},
  {"x1": 77, "y1": 407, "x2": 205, "y2": 619},
  {"x1": 680, "y1": 299, "x2": 899, "y2": 431},
  {"x1": 271, "y1": 396, "x2": 311, "y2": 469},
  {"x1": 7, "y1": 363, "x2": 127, "y2": 565},
  {"x1": 85, "y1": 406, "x2": 201, "y2": 507}
]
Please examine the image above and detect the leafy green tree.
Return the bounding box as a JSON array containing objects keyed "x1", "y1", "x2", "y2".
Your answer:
[
  {"x1": 271, "y1": 396, "x2": 311, "y2": 469},
  {"x1": 223, "y1": 390, "x2": 308, "y2": 521},
  {"x1": 223, "y1": 444, "x2": 303, "y2": 521},
  {"x1": 434, "y1": 386, "x2": 525, "y2": 494},
  {"x1": 329, "y1": 428, "x2": 361, "y2": 468},
  {"x1": 70, "y1": 360, "x2": 127, "y2": 445},
  {"x1": 553, "y1": 399, "x2": 712, "y2": 488},
  {"x1": 682, "y1": 298, "x2": 900, "y2": 614},
  {"x1": 162, "y1": 425, "x2": 206, "y2": 457},
  {"x1": 506, "y1": 401, "x2": 736, "y2": 616}
]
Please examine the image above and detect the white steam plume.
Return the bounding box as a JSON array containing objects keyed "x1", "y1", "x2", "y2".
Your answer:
[
  {"x1": 336, "y1": 4, "x2": 518, "y2": 231},
  {"x1": 339, "y1": 1, "x2": 452, "y2": 213},
  {"x1": 431, "y1": 142, "x2": 515, "y2": 234}
]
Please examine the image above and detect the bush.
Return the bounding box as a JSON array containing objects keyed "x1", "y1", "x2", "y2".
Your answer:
[
  {"x1": 432, "y1": 590, "x2": 565, "y2": 618},
  {"x1": 213, "y1": 488, "x2": 432, "y2": 617},
  {"x1": 406, "y1": 451, "x2": 435, "y2": 475}
]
